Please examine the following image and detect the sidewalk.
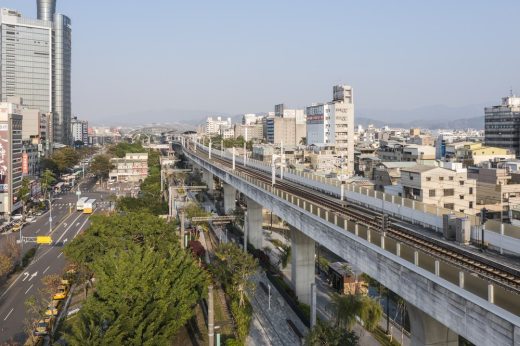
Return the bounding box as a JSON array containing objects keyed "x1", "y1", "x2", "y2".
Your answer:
[{"x1": 247, "y1": 273, "x2": 308, "y2": 346}]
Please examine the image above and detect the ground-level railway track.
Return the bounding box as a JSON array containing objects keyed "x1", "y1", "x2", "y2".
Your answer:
[{"x1": 183, "y1": 145, "x2": 520, "y2": 294}]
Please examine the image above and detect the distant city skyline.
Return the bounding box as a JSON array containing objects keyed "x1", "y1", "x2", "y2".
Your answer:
[{"x1": 2, "y1": 0, "x2": 519, "y2": 123}]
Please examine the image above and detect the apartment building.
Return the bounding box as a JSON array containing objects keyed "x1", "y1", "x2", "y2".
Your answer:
[
  {"x1": 377, "y1": 142, "x2": 435, "y2": 164},
  {"x1": 400, "y1": 163, "x2": 477, "y2": 215},
  {"x1": 306, "y1": 85, "x2": 355, "y2": 176},
  {"x1": 109, "y1": 153, "x2": 148, "y2": 183},
  {"x1": 205, "y1": 116, "x2": 232, "y2": 136},
  {"x1": 485, "y1": 95, "x2": 520, "y2": 156},
  {"x1": 234, "y1": 123, "x2": 263, "y2": 141},
  {"x1": 448, "y1": 142, "x2": 514, "y2": 167},
  {"x1": 0, "y1": 101, "x2": 23, "y2": 219}
]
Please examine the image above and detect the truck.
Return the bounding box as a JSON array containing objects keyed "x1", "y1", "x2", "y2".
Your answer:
[
  {"x1": 83, "y1": 199, "x2": 96, "y2": 214},
  {"x1": 76, "y1": 197, "x2": 89, "y2": 211}
]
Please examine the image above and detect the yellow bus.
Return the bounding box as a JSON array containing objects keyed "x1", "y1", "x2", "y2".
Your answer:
[{"x1": 83, "y1": 199, "x2": 96, "y2": 214}]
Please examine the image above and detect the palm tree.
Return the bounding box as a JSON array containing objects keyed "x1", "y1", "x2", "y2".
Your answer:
[
  {"x1": 17, "y1": 177, "x2": 30, "y2": 216},
  {"x1": 40, "y1": 169, "x2": 56, "y2": 199},
  {"x1": 329, "y1": 293, "x2": 362, "y2": 330},
  {"x1": 359, "y1": 296, "x2": 383, "y2": 332},
  {"x1": 329, "y1": 293, "x2": 383, "y2": 332}
]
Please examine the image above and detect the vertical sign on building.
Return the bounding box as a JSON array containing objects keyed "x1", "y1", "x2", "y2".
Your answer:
[
  {"x1": 22, "y1": 152, "x2": 29, "y2": 175},
  {"x1": 0, "y1": 123, "x2": 9, "y2": 193}
]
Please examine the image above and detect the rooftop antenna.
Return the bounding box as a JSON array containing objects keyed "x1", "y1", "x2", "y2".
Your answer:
[{"x1": 510, "y1": 87, "x2": 514, "y2": 97}]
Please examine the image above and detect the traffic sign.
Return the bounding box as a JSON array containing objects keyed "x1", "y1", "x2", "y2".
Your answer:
[{"x1": 36, "y1": 236, "x2": 52, "y2": 245}]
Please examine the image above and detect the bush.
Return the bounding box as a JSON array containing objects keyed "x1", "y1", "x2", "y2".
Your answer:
[
  {"x1": 22, "y1": 247, "x2": 37, "y2": 267},
  {"x1": 230, "y1": 298, "x2": 252, "y2": 344},
  {"x1": 225, "y1": 339, "x2": 241, "y2": 346}
]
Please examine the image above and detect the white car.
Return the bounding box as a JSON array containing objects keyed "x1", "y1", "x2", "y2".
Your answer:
[{"x1": 26, "y1": 216, "x2": 36, "y2": 223}]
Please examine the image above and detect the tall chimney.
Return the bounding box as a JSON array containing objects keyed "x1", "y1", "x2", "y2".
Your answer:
[{"x1": 37, "y1": 0, "x2": 56, "y2": 21}]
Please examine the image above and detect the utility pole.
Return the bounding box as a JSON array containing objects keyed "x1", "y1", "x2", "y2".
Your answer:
[
  {"x1": 232, "y1": 147, "x2": 236, "y2": 170},
  {"x1": 180, "y1": 211, "x2": 185, "y2": 249},
  {"x1": 243, "y1": 211, "x2": 248, "y2": 253},
  {"x1": 208, "y1": 284, "x2": 215, "y2": 346}
]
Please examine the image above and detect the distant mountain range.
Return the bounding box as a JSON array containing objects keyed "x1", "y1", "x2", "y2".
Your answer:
[
  {"x1": 355, "y1": 116, "x2": 484, "y2": 130},
  {"x1": 91, "y1": 103, "x2": 487, "y2": 130},
  {"x1": 357, "y1": 103, "x2": 486, "y2": 130}
]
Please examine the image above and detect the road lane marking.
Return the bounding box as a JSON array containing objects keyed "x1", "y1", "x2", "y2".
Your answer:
[
  {"x1": 3, "y1": 308, "x2": 13, "y2": 321},
  {"x1": 35, "y1": 229, "x2": 41, "y2": 234},
  {"x1": 43, "y1": 266, "x2": 50, "y2": 274},
  {"x1": 28, "y1": 271, "x2": 38, "y2": 282},
  {"x1": 22, "y1": 272, "x2": 29, "y2": 282},
  {"x1": 57, "y1": 253, "x2": 63, "y2": 258},
  {"x1": 1, "y1": 208, "x2": 93, "y2": 300},
  {"x1": 76, "y1": 222, "x2": 80, "y2": 226},
  {"x1": 25, "y1": 284, "x2": 33, "y2": 295}
]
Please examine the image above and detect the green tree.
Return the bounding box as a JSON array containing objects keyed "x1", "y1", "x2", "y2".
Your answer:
[
  {"x1": 63, "y1": 212, "x2": 177, "y2": 270},
  {"x1": 64, "y1": 246, "x2": 206, "y2": 345},
  {"x1": 52, "y1": 147, "x2": 80, "y2": 172},
  {"x1": 40, "y1": 169, "x2": 56, "y2": 199},
  {"x1": 211, "y1": 243, "x2": 257, "y2": 307},
  {"x1": 40, "y1": 158, "x2": 59, "y2": 175},
  {"x1": 358, "y1": 296, "x2": 383, "y2": 332},
  {"x1": 17, "y1": 177, "x2": 31, "y2": 216},
  {"x1": 329, "y1": 293, "x2": 362, "y2": 330},
  {"x1": 329, "y1": 293, "x2": 383, "y2": 333},
  {"x1": 89, "y1": 154, "x2": 113, "y2": 180},
  {"x1": 305, "y1": 320, "x2": 359, "y2": 346},
  {"x1": 299, "y1": 137, "x2": 307, "y2": 146}
]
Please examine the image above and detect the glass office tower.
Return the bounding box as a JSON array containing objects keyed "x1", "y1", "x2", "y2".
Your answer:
[{"x1": 0, "y1": 1, "x2": 72, "y2": 145}]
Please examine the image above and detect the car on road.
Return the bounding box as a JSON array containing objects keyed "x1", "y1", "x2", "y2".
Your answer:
[
  {"x1": 26, "y1": 216, "x2": 36, "y2": 223},
  {"x1": 11, "y1": 223, "x2": 22, "y2": 232},
  {"x1": 52, "y1": 280, "x2": 70, "y2": 300},
  {"x1": 33, "y1": 316, "x2": 53, "y2": 336},
  {"x1": 35, "y1": 210, "x2": 44, "y2": 216},
  {"x1": 12, "y1": 214, "x2": 23, "y2": 221},
  {"x1": 45, "y1": 299, "x2": 62, "y2": 317}
]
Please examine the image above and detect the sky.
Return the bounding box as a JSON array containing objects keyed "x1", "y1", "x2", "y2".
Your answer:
[{"x1": 3, "y1": 0, "x2": 520, "y2": 123}]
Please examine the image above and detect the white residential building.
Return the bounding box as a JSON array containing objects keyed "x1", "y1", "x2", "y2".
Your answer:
[
  {"x1": 71, "y1": 116, "x2": 88, "y2": 145},
  {"x1": 306, "y1": 85, "x2": 355, "y2": 176},
  {"x1": 205, "y1": 116, "x2": 232, "y2": 136}
]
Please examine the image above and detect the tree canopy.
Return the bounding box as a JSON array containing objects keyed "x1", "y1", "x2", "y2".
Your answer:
[
  {"x1": 89, "y1": 154, "x2": 113, "y2": 180},
  {"x1": 63, "y1": 211, "x2": 206, "y2": 344},
  {"x1": 65, "y1": 246, "x2": 206, "y2": 345},
  {"x1": 52, "y1": 147, "x2": 80, "y2": 173}
]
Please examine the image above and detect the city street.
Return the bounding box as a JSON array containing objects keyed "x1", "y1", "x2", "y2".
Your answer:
[{"x1": 0, "y1": 178, "x2": 110, "y2": 344}]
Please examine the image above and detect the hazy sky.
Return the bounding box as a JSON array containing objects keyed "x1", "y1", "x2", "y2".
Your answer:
[{"x1": 3, "y1": 0, "x2": 520, "y2": 122}]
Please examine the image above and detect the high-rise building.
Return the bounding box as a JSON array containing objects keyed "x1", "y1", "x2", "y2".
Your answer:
[
  {"x1": 71, "y1": 116, "x2": 88, "y2": 145},
  {"x1": 0, "y1": 101, "x2": 23, "y2": 219},
  {"x1": 485, "y1": 95, "x2": 520, "y2": 157},
  {"x1": 306, "y1": 85, "x2": 355, "y2": 176},
  {"x1": 0, "y1": 1, "x2": 72, "y2": 145}
]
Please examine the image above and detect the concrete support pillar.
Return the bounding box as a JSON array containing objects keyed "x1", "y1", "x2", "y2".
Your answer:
[
  {"x1": 290, "y1": 226, "x2": 315, "y2": 305},
  {"x1": 458, "y1": 271, "x2": 465, "y2": 289},
  {"x1": 396, "y1": 242, "x2": 401, "y2": 257},
  {"x1": 488, "y1": 284, "x2": 494, "y2": 304},
  {"x1": 246, "y1": 197, "x2": 263, "y2": 249},
  {"x1": 310, "y1": 283, "x2": 317, "y2": 328},
  {"x1": 407, "y1": 304, "x2": 458, "y2": 346},
  {"x1": 202, "y1": 170, "x2": 215, "y2": 191},
  {"x1": 435, "y1": 260, "x2": 440, "y2": 276},
  {"x1": 223, "y1": 183, "x2": 236, "y2": 213},
  {"x1": 414, "y1": 251, "x2": 419, "y2": 266}
]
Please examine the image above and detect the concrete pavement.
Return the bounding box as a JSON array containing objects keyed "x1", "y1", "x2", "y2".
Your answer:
[{"x1": 0, "y1": 180, "x2": 110, "y2": 344}]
